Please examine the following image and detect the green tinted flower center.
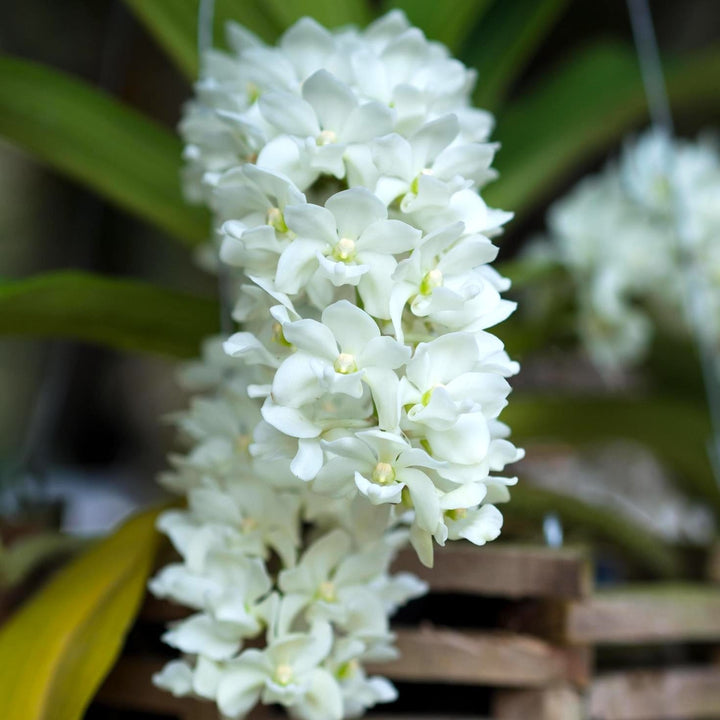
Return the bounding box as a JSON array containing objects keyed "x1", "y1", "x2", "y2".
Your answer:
[
  {"x1": 266, "y1": 206, "x2": 288, "y2": 233},
  {"x1": 372, "y1": 461, "x2": 396, "y2": 485},
  {"x1": 274, "y1": 663, "x2": 294, "y2": 686},
  {"x1": 420, "y1": 268, "x2": 443, "y2": 295},
  {"x1": 332, "y1": 236, "x2": 357, "y2": 262},
  {"x1": 333, "y1": 352, "x2": 357, "y2": 374}
]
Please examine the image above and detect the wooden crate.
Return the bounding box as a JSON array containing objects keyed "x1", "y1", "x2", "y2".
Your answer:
[{"x1": 95, "y1": 542, "x2": 720, "y2": 720}]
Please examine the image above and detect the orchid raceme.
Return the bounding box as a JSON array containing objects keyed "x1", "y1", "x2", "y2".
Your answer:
[
  {"x1": 151, "y1": 10, "x2": 521, "y2": 719},
  {"x1": 538, "y1": 129, "x2": 720, "y2": 370}
]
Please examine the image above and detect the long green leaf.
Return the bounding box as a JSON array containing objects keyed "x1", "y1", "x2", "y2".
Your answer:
[
  {"x1": 0, "y1": 56, "x2": 208, "y2": 246},
  {"x1": 262, "y1": 0, "x2": 372, "y2": 33},
  {"x1": 384, "y1": 0, "x2": 493, "y2": 51},
  {"x1": 504, "y1": 394, "x2": 720, "y2": 514},
  {"x1": 466, "y1": 0, "x2": 570, "y2": 110},
  {"x1": 122, "y1": 0, "x2": 281, "y2": 78},
  {"x1": 0, "y1": 272, "x2": 218, "y2": 357},
  {"x1": 488, "y1": 42, "x2": 720, "y2": 218},
  {"x1": 0, "y1": 509, "x2": 160, "y2": 720},
  {"x1": 507, "y1": 485, "x2": 684, "y2": 578}
]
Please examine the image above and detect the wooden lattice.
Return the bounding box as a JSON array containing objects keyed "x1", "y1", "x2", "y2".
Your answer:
[{"x1": 95, "y1": 542, "x2": 720, "y2": 720}]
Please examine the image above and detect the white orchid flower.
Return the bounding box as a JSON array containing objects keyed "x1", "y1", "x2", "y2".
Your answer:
[
  {"x1": 275, "y1": 188, "x2": 420, "y2": 317},
  {"x1": 271, "y1": 300, "x2": 409, "y2": 429},
  {"x1": 217, "y1": 622, "x2": 343, "y2": 720}
]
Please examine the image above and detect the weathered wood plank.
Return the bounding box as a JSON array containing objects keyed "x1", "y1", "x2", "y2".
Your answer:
[
  {"x1": 367, "y1": 626, "x2": 591, "y2": 687},
  {"x1": 98, "y1": 657, "x2": 274, "y2": 718},
  {"x1": 566, "y1": 585, "x2": 720, "y2": 644},
  {"x1": 393, "y1": 543, "x2": 592, "y2": 599},
  {"x1": 493, "y1": 687, "x2": 583, "y2": 720},
  {"x1": 590, "y1": 666, "x2": 720, "y2": 720}
]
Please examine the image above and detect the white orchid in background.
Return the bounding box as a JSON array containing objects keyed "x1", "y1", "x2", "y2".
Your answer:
[
  {"x1": 539, "y1": 129, "x2": 720, "y2": 370},
  {"x1": 151, "y1": 9, "x2": 520, "y2": 719}
]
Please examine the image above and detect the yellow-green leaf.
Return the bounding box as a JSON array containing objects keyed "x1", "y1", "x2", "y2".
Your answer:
[
  {"x1": 0, "y1": 271, "x2": 218, "y2": 357},
  {"x1": 0, "y1": 56, "x2": 209, "y2": 246},
  {"x1": 0, "y1": 508, "x2": 161, "y2": 720}
]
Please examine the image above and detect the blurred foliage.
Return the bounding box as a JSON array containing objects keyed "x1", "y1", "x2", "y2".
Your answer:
[
  {"x1": 0, "y1": 509, "x2": 160, "y2": 720},
  {"x1": 0, "y1": 56, "x2": 208, "y2": 246},
  {"x1": 0, "y1": 271, "x2": 218, "y2": 357}
]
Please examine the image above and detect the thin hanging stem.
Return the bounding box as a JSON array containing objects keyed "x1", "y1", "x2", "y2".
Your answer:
[
  {"x1": 196, "y1": 0, "x2": 233, "y2": 336},
  {"x1": 626, "y1": 0, "x2": 720, "y2": 486}
]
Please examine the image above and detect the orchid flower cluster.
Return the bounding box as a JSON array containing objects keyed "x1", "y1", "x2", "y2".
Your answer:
[
  {"x1": 540, "y1": 129, "x2": 720, "y2": 370},
  {"x1": 150, "y1": 11, "x2": 521, "y2": 719}
]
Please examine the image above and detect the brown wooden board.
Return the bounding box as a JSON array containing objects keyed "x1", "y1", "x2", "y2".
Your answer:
[
  {"x1": 367, "y1": 626, "x2": 591, "y2": 687},
  {"x1": 589, "y1": 666, "x2": 720, "y2": 720},
  {"x1": 566, "y1": 585, "x2": 720, "y2": 644},
  {"x1": 393, "y1": 543, "x2": 592, "y2": 600}
]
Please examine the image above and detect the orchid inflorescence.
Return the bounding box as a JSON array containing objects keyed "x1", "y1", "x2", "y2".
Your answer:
[
  {"x1": 541, "y1": 129, "x2": 720, "y2": 371},
  {"x1": 150, "y1": 11, "x2": 521, "y2": 719}
]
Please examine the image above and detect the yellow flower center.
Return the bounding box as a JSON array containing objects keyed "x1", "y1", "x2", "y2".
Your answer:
[
  {"x1": 274, "y1": 664, "x2": 294, "y2": 686},
  {"x1": 332, "y1": 237, "x2": 356, "y2": 262},
  {"x1": 420, "y1": 268, "x2": 443, "y2": 295},
  {"x1": 266, "y1": 206, "x2": 288, "y2": 233},
  {"x1": 371, "y1": 461, "x2": 396, "y2": 485},
  {"x1": 421, "y1": 382, "x2": 445, "y2": 406},
  {"x1": 271, "y1": 321, "x2": 292, "y2": 347},
  {"x1": 240, "y1": 516, "x2": 258, "y2": 534},
  {"x1": 317, "y1": 129, "x2": 338, "y2": 146},
  {"x1": 410, "y1": 167, "x2": 434, "y2": 194},
  {"x1": 318, "y1": 580, "x2": 337, "y2": 602},
  {"x1": 445, "y1": 508, "x2": 468, "y2": 521},
  {"x1": 333, "y1": 352, "x2": 357, "y2": 374}
]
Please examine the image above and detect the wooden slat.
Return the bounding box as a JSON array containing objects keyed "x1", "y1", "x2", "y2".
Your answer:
[
  {"x1": 565, "y1": 585, "x2": 720, "y2": 644},
  {"x1": 493, "y1": 687, "x2": 583, "y2": 720},
  {"x1": 590, "y1": 667, "x2": 720, "y2": 720},
  {"x1": 98, "y1": 657, "x2": 275, "y2": 719},
  {"x1": 367, "y1": 626, "x2": 590, "y2": 687},
  {"x1": 393, "y1": 543, "x2": 592, "y2": 599}
]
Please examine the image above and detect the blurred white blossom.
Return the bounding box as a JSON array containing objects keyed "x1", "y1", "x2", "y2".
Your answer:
[{"x1": 540, "y1": 129, "x2": 720, "y2": 369}]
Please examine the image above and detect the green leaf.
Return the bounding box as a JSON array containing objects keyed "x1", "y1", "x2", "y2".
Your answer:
[
  {"x1": 383, "y1": 0, "x2": 493, "y2": 51},
  {"x1": 507, "y1": 485, "x2": 685, "y2": 578},
  {"x1": 0, "y1": 56, "x2": 208, "y2": 246},
  {"x1": 0, "y1": 508, "x2": 161, "y2": 720},
  {"x1": 504, "y1": 394, "x2": 720, "y2": 514},
  {"x1": 488, "y1": 42, "x2": 720, "y2": 218},
  {"x1": 261, "y1": 0, "x2": 372, "y2": 32},
  {"x1": 122, "y1": 0, "x2": 282, "y2": 78},
  {"x1": 466, "y1": 0, "x2": 570, "y2": 110},
  {"x1": 0, "y1": 272, "x2": 218, "y2": 357}
]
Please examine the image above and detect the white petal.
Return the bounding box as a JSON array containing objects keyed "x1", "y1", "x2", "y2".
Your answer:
[
  {"x1": 285, "y1": 202, "x2": 338, "y2": 244},
  {"x1": 299, "y1": 668, "x2": 344, "y2": 720},
  {"x1": 291, "y1": 438, "x2": 323, "y2": 481},
  {"x1": 342, "y1": 101, "x2": 395, "y2": 143},
  {"x1": 283, "y1": 318, "x2": 338, "y2": 358},
  {"x1": 357, "y1": 218, "x2": 421, "y2": 253},
  {"x1": 272, "y1": 353, "x2": 325, "y2": 408},
  {"x1": 401, "y1": 468, "x2": 440, "y2": 532},
  {"x1": 325, "y1": 187, "x2": 387, "y2": 240},
  {"x1": 262, "y1": 399, "x2": 321, "y2": 438},
  {"x1": 275, "y1": 238, "x2": 324, "y2": 294},
  {"x1": 216, "y1": 661, "x2": 265, "y2": 718},
  {"x1": 152, "y1": 660, "x2": 193, "y2": 697},
  {"x1": 259, "y1": 91, "x2": 319, "y2": 136},
  {"x1": 359, "y1": 335, "x2": 410, "y2": 370},
  {"x1": 302, "y1": 69, "x2": 357, "y2": 132},
  {"x1": 322, "y1": 299, "x2": 379, "y2": 353}
]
